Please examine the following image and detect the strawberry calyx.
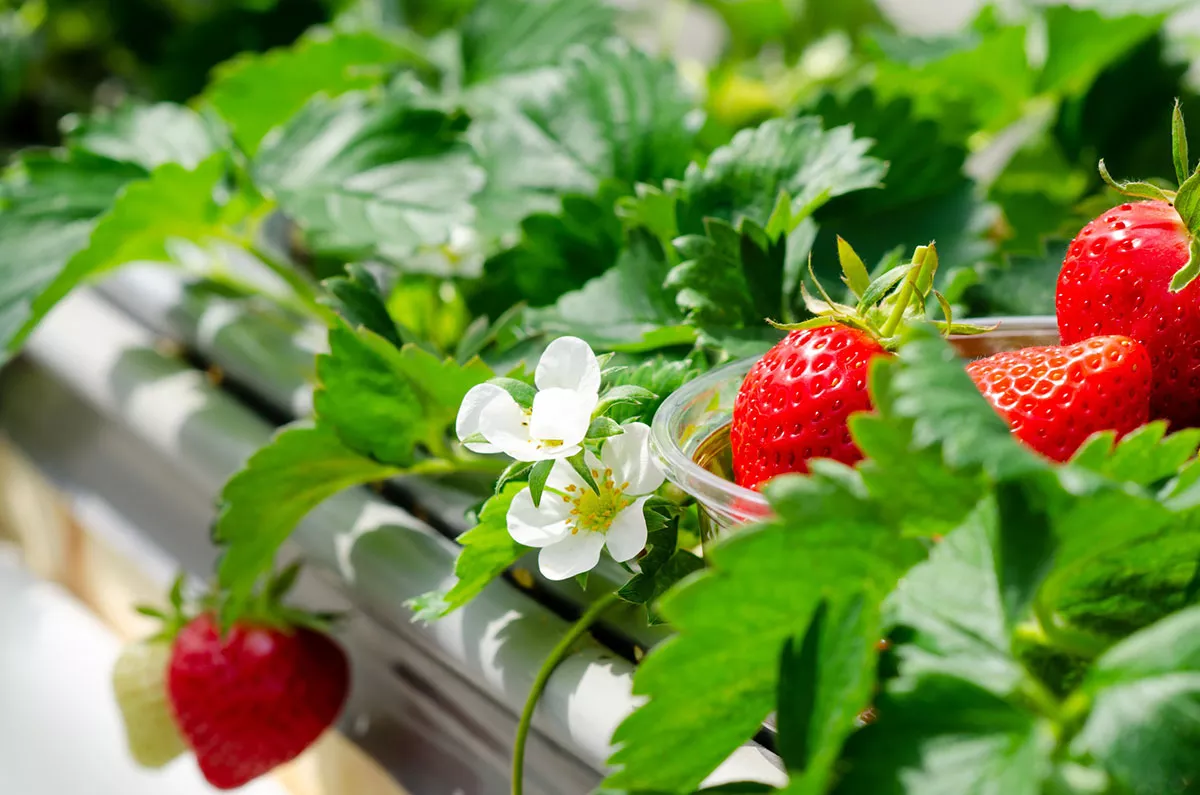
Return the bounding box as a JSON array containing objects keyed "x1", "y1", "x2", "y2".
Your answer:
[
  {"x1": 134, "y1": 574, "x2": 194, "y2": 643},
  {"x1": 216, "y1": 562, "x2": 341, "y2": 635},
  {"x1": 770, "y1": 237, "x2": 992, "y2": 349},
  {"x1": 137, "y1": 564, "x2": 339, "y2": 643},
  {"x1": 1098, "y1": 99, "x2": 1200, "y2": 292}
]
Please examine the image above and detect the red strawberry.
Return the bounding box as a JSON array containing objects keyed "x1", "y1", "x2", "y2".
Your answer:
[
  {"x1": 167, "y1": 612, "x2": 349, "y2": 790},
  {"x1": 967, "y1": 335, "x2": 1151, "y2": 462},
  {"x1": 1057, "y1": 102, "x2": 1200, "y2": 428},
  {"x1": 730, "y1": 239, "x2": 985, "y2": 489},
  {"x1": 732, "y1": 324, "x2": 886, "y2": 488}
]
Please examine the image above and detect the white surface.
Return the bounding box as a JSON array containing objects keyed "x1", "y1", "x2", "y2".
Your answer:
[{"x1": 0, "y1": 549, "x2": 286, "y2": 795}]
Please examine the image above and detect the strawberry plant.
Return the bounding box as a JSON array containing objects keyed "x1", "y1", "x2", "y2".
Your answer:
[{"x1": 5, "y1": 0, "x2": 1200, "y2": 792}]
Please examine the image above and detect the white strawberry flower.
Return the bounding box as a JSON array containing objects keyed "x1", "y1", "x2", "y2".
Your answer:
[
  {"x1": 506, "y1": 423, "x2": 665, "y2": 581},
  {"x1": 456, "y1": 336, "x2": 600, "y2": 462}
]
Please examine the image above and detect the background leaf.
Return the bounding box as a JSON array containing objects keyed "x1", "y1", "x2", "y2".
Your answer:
[
  {"x1": 253, "y1": 89, "x2": 483, "y2": 261},
  {"x1": 205, "y1": 28, "x2": 422, "y2": 154},
  {"x1": 21, "y1": 155, "x2": 238, "y2": 347},
  {"x1": 458, "y1": 0, "x2": 614, "y2": 86},
  {"x1": 62, "y1": 102, "x2": 221, "y2": 170},
  {"x1": 677, "y1": 116, "x2": 886, "y2": 235},
  {"x1": 0, "y1": 150, "x2": 144, "y2": 354}
]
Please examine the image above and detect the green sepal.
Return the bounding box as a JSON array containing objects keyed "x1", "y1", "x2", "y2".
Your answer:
[
  {"x1": 1169, "y1": 236, "x2": 1200, "y2": 293},
  {"x1": 856, "y1": 266, "x2": 909, "y2": 313},
  {"x1": 594, "y1": 384, "x2": 657, "y2": 417},
  {"x1": 496, "y1": 459, "x2": 535, "y2": 494},
  {"x1": 1174, "y1": 98, "x2": 1190, "y2": 186},
  {"x1": 490, "y1": 377, "x2": 537, "y2": 409},
  {"x1": 528, "y1": 459, "x2": 554, "y2": 507},
  {"x1": 587, "y1": 416, "x2": 626, "y2": 439},
  {"x1": 837, "y1": 236, "x2": 871, "y2": 298},
  {"x1": 1097, "y1": 159, "x2": 1174, "y2": 202},
  {"x1": 567, "y1": 451, "x2": 601, "y2": 494},
  {"x1": 461, "y1": 431, "x2": 490, "y2": 446}
]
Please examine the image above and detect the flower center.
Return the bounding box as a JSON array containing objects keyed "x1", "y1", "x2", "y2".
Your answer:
[{"x1": 563, "y1": 467, "x2": 633, "y2": 534}]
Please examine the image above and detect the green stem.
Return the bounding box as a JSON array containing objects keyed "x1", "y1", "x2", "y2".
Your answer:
[
  {"x1": 245, "y1": 240, "x2": 336, "y2": 325},
  {"x1": 512, "y1": 590, "x2": 623, "y2": 795},
  {"x1": 879, "y1": 246, "x2": 928, "y2": 338},
  {"x1": 1033, "y1": 596, "x2": 1110, "y2": 660}
]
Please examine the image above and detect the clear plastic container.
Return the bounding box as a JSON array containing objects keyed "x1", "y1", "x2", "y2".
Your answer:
[{"x1": 649, "y1": 317, "x2": 1060, "y2": 546}]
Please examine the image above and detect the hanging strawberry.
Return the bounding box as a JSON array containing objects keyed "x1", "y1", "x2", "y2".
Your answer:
[{"x1": 112, "y1": 568, "x2": 350, "y2": 790}]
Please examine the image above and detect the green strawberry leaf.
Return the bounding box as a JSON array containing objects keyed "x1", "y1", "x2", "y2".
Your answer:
[
  {"x1": 62, "y1": 102, "x2": 222, "y2": 171},
  {"x1": 314, "y1": 321, "x2": 493, "y2": 467},
  {"x1": 1037, "y1": 6, "x2": 1166, "y2": 98},
  {"x1": 470, "y1": 188, "x2": 624, "y2": 315},
  {"x1": 215, "y1": 421, "x2": 401, "y2": 601},
  {"x1": 677, "y1": 117, "x2": 886, "y2": 236},
  {"x1": 617, "y1": 505, "x2": 703, "y2": 621},
  {"x1": 253, "y1": 89, "x2": 482, "y2": 262},
  {"x1": 832, "y1": 674, "x2": 1055, "y2": 795},
  {"x1": 883, "y1": 487, "x2": 1053, "y2": 699},
  {"x1": 23, "y1": 156, "x2": 239, "y2": 348},
  {"x1": 0, "y1": 150, "x2": 154, "y2": 355},
  {"x1": 1069, "y1": 422, "x2": 1200, "y2": 487},
  {"x1": 603, "y1": 466, "x2": 924, "y2": 792},
  {"x1": 417, "y1": 483, "x2": 529, "y2": 619},
  {"x1": 205, "y1": 28, "x2": 425, "y2": 154},
  {"x1": 314, "y1": 322, "x2": 426, "y2": 467},
  {"x1": 667, "y1": 215, "x2": 793, "y2": 328},
  {"x1": 808, "y1": 88, "x2": 967, "y2": 215},
  {"x1": 469, "y1": 40, "x2": 700, "y2": 246},
  {"x1": 522, "y1": 230, "x2": 691, "y2": 351},
  {"x1": 603, "y1": 354, "x2": 706, "y2": 425},
  {"x1": 871, "y1": 21, "x2": 1033, "y2": 139},
  {"x1": 776, "y1": 594, "x2": 881, "y2": 794},
  {"x1": 968, "y1": 242, "x2": 1067, "y2": 317},
  {"x1": 1071, "y1": 605, "x2": 1200, "y2": 795},
  {"x1": 321, "y1": 264, "x2": 405, "y2": 349},
  {"x1": 458, "y1": 0, "x2": 614, "y2": 86}
]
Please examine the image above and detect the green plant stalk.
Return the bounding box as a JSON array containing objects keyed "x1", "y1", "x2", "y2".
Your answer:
[
  {"x1": 244, "y1": 240, "x2": 337, "y2": 325},
  {"x1": 512, "y1": 590, "x2": 622, "y2": 795},
  {"x1": 879, "y1": 246, "x2": 929, "y2": 338}
]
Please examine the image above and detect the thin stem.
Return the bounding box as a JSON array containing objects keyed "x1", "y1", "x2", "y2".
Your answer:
[
  {"x1": 512, "y1": 590, "x2": 623, "y2": 795},
  {"x1": 1033, "y1": 595, "x2": 1109, "y2": 660},
  {"x1": 245, "y1": 241, "x2": 336, "y2": 325},
  {"x1": 879, "y1": 246, "x2": 928, "y2": 338}
]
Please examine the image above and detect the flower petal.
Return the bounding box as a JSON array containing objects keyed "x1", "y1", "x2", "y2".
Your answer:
[
  {"x1": 547, "y1": 458, "x2": 588, "y2": 492},
  {"x1": 529, "y1": 388, "x2": 592, "y2": 449},
  {"x1": 606, "y1": 496, "x2": 650, "y2": 562},
  {"x1": 456, "y1": 384, "x2": 510, "y2": 453},
  {"x1": 507, "y1": 489, "x2": 572, "y2": 548},
  {"x1": 538, "y1": 531, "x2": 606, "y2": 581},
  {"x1": 601, "y1": 422, "x2": 665, "y2": 495},
  {"x1": 479, "y1": 392, "x2": 542, "y2": 461},
  {"x1": 535, "y1": 336, "x2": 601, "y2": 396}
]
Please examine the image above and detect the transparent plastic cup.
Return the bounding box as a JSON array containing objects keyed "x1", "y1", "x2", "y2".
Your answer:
[{"x1": 649, "y1": 317, "x2": 1061, "y2": 547}]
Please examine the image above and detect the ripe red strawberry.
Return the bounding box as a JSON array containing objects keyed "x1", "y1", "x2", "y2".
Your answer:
[
  {"x1": 1057, "y1": 102, "x2": 1200, "y2": 428},
  {"x1": 967, "y1": 335, "x2": 1151, "y2": 462},
  {"x1": 730, "y1": 239, "x2": 984, "y2": 489},
  {"x1": 732, "y1": 324, "x2": 886, "y2": 488},
  {"x1": 167, "y1": 612, "x2": 350, "y2": 790}
]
